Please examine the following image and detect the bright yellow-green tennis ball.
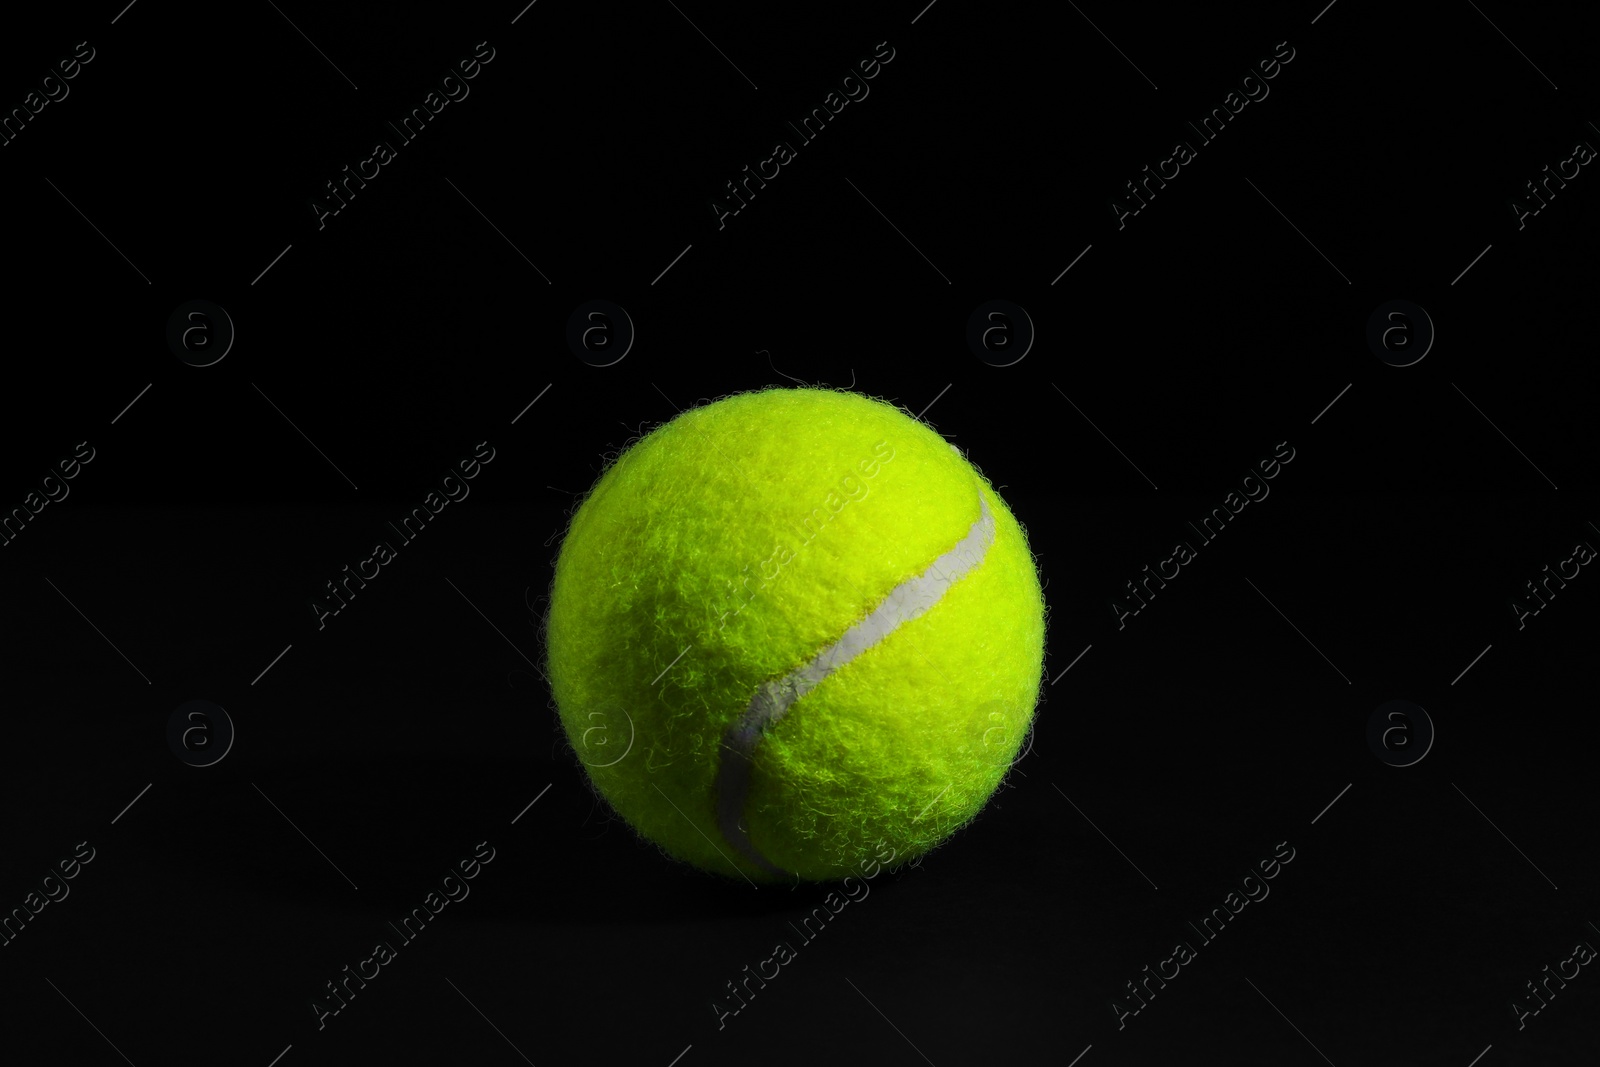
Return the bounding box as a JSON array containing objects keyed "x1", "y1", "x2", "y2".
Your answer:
[{"x1": 544, "y1": 387, "x2": 1044, "y2": 882}]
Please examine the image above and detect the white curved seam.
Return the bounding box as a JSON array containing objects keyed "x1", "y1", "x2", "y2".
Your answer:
[{"x1": 715, "y1": 490, "x2": 996, "y2": 876}]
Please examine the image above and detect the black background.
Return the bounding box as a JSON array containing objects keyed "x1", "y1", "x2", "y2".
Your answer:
[{"x1": 1, "y1": 1, "x2": 1596, "y2": 1064}]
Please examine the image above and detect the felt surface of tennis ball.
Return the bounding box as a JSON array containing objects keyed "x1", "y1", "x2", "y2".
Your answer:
[{"x1": 544, "y1": 387, "x2": 1045, "y2": 882}]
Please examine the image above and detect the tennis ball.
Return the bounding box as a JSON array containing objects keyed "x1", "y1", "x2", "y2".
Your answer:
[{"x1": 544, "y1": 387, "x2": 1044, "y2": 882}]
